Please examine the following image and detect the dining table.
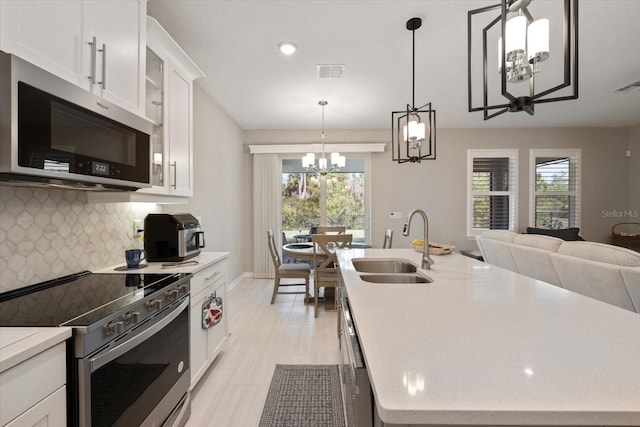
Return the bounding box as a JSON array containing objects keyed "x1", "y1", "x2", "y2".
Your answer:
[
  {"x1": 282, "y1": 242, "x2": 372, "y2": 310},
  {"x1": 282, "y1": 242, "x2": 371, "y2": 261}
]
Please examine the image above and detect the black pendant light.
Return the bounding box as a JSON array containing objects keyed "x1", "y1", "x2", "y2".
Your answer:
[
  {"x1": 391, "y1": 17, "x2": 436, "y2": 164},
  {"x1": 467, "y1": 0, "x2": 578, "y2": 120}
]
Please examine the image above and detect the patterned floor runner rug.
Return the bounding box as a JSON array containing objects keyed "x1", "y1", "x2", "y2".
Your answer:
[{"x1": 259, "y1": 364, "x2": 345, "y2": 427}]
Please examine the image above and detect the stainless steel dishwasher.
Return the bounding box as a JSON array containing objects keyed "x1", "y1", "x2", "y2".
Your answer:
[{"x1": 338, "y1": 286, "x2": 373, "y2": 426}]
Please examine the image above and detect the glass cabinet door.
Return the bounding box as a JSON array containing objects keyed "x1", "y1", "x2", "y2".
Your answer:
[{"x1": 145, "y1": 47, "x2": 165, "y2": 188}]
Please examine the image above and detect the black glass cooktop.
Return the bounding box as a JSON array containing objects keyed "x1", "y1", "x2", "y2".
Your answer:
[{"x1": 0, "y1": 271, "x2": 184, "y2": 327}]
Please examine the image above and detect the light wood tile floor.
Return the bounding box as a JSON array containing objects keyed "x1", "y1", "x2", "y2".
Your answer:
[{"x1": 186, "y1": 276, "x2": 341, "y2": 427}]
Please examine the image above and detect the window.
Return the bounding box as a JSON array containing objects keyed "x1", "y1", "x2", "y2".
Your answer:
[
  {"x1": 467, "y1": 149, "x2": 518, "y2": 237},
  {"x1": 530, "y1": 149, "x2": 581, "y2": 229},
  {"x1": 281, "y1": 157, "x2": 369, "y2": 243}
]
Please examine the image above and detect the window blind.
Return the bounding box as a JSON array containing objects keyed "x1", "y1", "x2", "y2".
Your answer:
[
  {"x1": 472, "y1": 157, "x2": 514, "y2": 230},
  {"x1": 533, "y1": 156, "x2": 580, "y2": 228}
]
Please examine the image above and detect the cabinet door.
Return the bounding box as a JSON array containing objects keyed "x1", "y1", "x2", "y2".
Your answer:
[
  {"x1": 0, "y1": 0, "x2": 88, "y2": 89},
  {"x1": 5, "y1": 386, "x2": 66, "y2": 427},
  {"x1": 190, "y1": 290, "x2": 209, "y2": 386},
  {"x1": 206, "y1": 278, "x2": 228, "y2": 360},
  {"x1": 88, "y1": 0, "x2": 145, "y2": 115},
  {"x1": 168, "y1": 65, "x2": 193, "y2": 196}
]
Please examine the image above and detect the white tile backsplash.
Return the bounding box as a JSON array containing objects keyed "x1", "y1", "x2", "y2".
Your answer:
[{"x1": 0, "y1": 187, "x2": 160, "y2": 292}]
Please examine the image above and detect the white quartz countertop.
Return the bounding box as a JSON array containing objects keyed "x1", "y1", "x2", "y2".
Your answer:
[
  {"x1": 0, "y1": 327, "x2": 71, "y2": 373},
  {"x1": 337, "y1": 248, "x2": 640, "y2": 426},
  {"x1": 94, "y1": 251, "x2": 229, "y2": 275}
]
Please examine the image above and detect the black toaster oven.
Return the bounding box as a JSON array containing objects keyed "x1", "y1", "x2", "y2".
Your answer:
[{"x1": 144, "y1": 213, "x2": 205, "y2": 261}]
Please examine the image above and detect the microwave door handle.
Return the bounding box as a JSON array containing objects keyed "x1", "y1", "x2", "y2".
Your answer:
[{"x1": 197, "y1": 231, "x2": 205, "y2": 248}]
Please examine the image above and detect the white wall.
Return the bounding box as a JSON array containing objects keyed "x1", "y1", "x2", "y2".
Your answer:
[
  {"x1": 163, "y1": 85, "x2": 252, "y2": 282},
  {"x1": 629, "y1": 126, "x2": 640, "y2": 212},
  {"x1": 245, "y1": 127, "x2": 630, "y2": 252}
]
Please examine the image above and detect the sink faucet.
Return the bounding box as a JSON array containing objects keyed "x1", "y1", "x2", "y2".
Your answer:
[{"x1": 402, "y1": 208, "x2": 434, "y2": 270}]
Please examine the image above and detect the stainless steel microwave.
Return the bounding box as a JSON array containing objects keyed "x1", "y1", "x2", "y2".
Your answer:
[{"x1": 0, "y1": 52, "x2": 153, "y2": 191}]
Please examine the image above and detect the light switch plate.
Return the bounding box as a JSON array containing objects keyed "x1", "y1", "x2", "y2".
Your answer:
[{"x1": 389, "y1": 211, "x2": 402, "y2": 219}]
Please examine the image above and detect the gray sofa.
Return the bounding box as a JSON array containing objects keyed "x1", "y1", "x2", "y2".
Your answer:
[{"x1": 476, "y1": 230, "x2": 640, "y2": 313}]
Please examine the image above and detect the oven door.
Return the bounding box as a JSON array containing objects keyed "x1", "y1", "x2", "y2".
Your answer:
[
  {"x1": 77, "y1": 297, "x2": 190, "y2": 427},
  {"x1": 339, "y1": 290, "x2": 373, "y2": 426}
]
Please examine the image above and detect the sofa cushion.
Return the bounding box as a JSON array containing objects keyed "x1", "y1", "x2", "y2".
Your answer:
[
  {"x1": 550, "y1": 253, "x2": 635, "y2": 312},
  {"x1": 557, "y1": 241, "x2": 640, "y2": 267},
  {"x1": 480, "y1": 230, "x2": 518, "y2": 243},
  {"x1": 510, "y1": 244, "x2": 562, "y2": 287},
  {"x1": 513, "y1": 234, "x2": 563, "y2": 252},
  {"x1": 476, "y1": 232, "x2": 518, "y2": 273},
  {"x1": 621, "y1": 267, "x2": 640, "y2": 312},
  {"x1": 526, "y1": 227, "x2": 584, "y2": 241}
]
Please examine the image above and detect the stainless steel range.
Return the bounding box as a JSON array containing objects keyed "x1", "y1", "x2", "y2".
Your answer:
[{"x1": 0, "y1": 271, "x2": 191, "y2": 427}]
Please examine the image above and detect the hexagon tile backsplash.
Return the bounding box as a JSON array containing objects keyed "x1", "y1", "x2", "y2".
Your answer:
[{"x1": 0, "y1": 187, "x2": 160, "y2": 292}]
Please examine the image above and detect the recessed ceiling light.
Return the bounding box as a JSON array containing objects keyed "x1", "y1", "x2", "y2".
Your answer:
[{"x1": 277, "y1": 41, "x2": 297, "y2": 55}]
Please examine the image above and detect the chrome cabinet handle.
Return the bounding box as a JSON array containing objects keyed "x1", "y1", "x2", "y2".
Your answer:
[
  {"x1": 88, "y1": 36, "x2": 97, "y2": 84},
  {"x1": 171, "y1": 161, "x2": 177, "y2": 189},
  {"x1": 97, "y1": 43, "x2": 106, "y2": 89},
  {"x1": 204, "y1": 271, "x2": 220, "y2": 281}
]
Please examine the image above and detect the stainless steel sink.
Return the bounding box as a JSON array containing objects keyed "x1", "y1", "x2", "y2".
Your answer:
[
  {"x1": 351, "y1": 258, "x2": 418, "y2": 274},
  {"x1": 358, "y1": 274, "x2": 432, "y2": 284}
]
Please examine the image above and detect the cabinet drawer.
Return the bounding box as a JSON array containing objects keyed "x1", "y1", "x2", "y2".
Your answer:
[
  {"x1": 191, "y1": 261, "x2": 227, "y2": 295},
  {"x1": 0, "y1": 342, "x2": 66, "y2": 425}
]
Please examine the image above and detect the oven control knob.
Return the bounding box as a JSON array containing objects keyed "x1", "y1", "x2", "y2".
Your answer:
[
  {"x1": 146, "y1": 299, "x2": 162, "y2": 311},
  {"x1": 177, "y1": 284, "x2": 188, "y2": 295},
  {"x1": 124, "y1": 311, "x2": 140, "y2": 324},
  {"x1": 105, "y1": 320, "x2": 124, "y2": 336},
  {"x1": 165, "y1": 289, "x2": 179, "y2": 301}
]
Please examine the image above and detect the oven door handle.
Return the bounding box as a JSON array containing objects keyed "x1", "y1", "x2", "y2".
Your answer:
[{"x1": 89, "y1": 297, "x2": 188, "y2": 372}]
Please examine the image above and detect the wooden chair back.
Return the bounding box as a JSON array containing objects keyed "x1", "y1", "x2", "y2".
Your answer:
[
  {"x1": 383, "y1": 228, "x2": 393, "y2": 249},
  {"x1": 316, "y1": 226, "x2": 346, "y2": 235},
  {"x1": 311, "y1": 233, "x2": 352, "y2": 317},
  {"x1": 267, "y1": 229, "x2": 281, "y2": 269},
  {"x1": 312, "y1": 234, "x2": 352, "y2": 271}
]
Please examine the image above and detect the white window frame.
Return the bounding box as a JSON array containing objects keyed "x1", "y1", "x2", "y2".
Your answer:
[
  {"x1": 467, "y1": 149, "x2": 518, "y2": 238},
  {"x1": 529, "y1": 148, "x2": 581, "y2": 229}
]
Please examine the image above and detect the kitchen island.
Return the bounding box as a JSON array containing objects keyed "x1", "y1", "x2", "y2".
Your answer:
[{"x1": 337, "y1": 248, "x2": 640, "y2": 426}]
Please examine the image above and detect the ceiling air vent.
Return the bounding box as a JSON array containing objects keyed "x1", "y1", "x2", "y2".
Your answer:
[
  {"x1": 317, "y1": 64, "x2": 344, "y2": 79},
  {"x1": 614, "y1": 80, "x2": 640, "y2": 93}
]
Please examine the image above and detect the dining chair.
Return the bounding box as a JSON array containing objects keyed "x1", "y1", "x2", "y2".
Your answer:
[
  {"x1": 382, "y1": 228, "x2": 393, "y2": 249},
  {"x1": 316, "y1": 226, "x2": 346, "y2": 235},
  {"x1": 312, "y1": 233, "x2": 352, "y2": 317},
  {"x1": 267, "y1": 229, "x2": 311, "y2": 304}
]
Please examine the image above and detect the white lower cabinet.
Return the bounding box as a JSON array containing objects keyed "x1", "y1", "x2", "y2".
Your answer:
[
  {"x1": 190, "y1": 259, "x2": 229, "y2": 388},
  {"x1": 0, "y1": 342, "x2": 67, "y2": 426},
  {"x1": 5, "y1": 386, "x2": 66, "y2": 427}
]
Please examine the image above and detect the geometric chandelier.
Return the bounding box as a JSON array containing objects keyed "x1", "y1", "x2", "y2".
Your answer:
[
  {"x1": 391, "y1": 17, "x2": 436, "y2": 163},
  {"x1": 467, "y1": 0, "x2": 578, "y2": 120}
]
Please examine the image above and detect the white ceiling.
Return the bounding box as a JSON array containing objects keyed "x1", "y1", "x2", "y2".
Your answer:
[{"x1": 147, "y1": 0, "x2": 640, "y2": 130}]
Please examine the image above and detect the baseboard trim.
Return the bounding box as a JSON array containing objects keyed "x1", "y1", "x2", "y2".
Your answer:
[{"x1": 228, "y1": 272, "x2": 253, "y2": 291}]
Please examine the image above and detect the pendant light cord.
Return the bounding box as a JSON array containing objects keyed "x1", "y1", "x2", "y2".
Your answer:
[{"x1": 412, "y1": 27, "x2": 416, "y2": 109}]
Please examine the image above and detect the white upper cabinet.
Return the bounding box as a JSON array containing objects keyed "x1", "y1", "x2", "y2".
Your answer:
[
  {"x1": 87, "y1": 16, "x2": 203, "y2": 204},
  {"x1": 140, "y1": 17, "x2": 204, "y2": 198},
  {"x1": 0, "y1": 0, "x2": 146, "y2": 116},
  {"x1": 167, "y1": 64, "x2": 192, "y2": 196},
  {"x1": 84, "y1": 1, "x2": 146, "y2": 115},
  {"x1": 0, "y1": 1, "x2": 86, "y2": 87}
]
